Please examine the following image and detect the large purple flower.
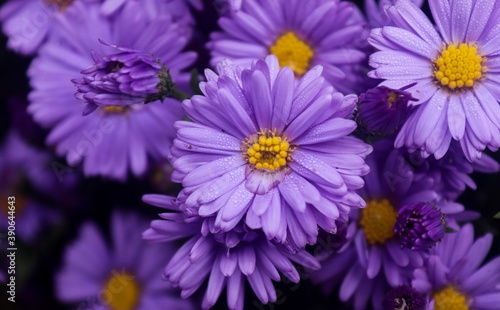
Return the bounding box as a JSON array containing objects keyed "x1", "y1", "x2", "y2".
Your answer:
[
  {"x1": 311, "y1": 138, "x2": 471, "y2": 310},
  {"x1": 171, "y1": 55, "x2": 371, "y2": 250},
  {"x1": 142, "y1": 194, "x2": 320, "y2": 309},
  {"x1": 27, "y1": 1, "x2": 196, "y2": 180},
  {"x1": 56, "y1": 210, "x2": 193, "y2": 310},
  {"x1": 368, "y1": 0, "x2": 500, "y2": 161},
  {"x1": 412, "y1": 223, "x2": 500, "y2": 309},
  {"x1": 208, "y1": 0, "x2": 368, "y2": 94}
]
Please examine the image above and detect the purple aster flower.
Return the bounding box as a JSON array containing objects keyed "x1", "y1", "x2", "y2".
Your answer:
[
  {"x1": 357, "y1": 84, "x2": 416, "y2": 136},
  {"x1": 411, "y1": 223, "x2": 500, "y2": 309},
  {"x1": 364, "y1": 0, "x2": 424, "y2": 28},
  {"x1": 73, "y1": 41, "x2": 180, "y2": 115},
  {"x1": 0, "y1": 132, "x2": 59, "y2": 242},
  {"x1": 142, "y1": 194, "x2": 320, "y2": 309},
  {"x1": 311, "y1": 138, "x2": 470, "y2": 310},
  {"x1": 0, "y1": 0, "x2": 95, "y2": 55},
  {"x1": 208, "y1": 0, "x2": 368, "y2": 94},
  {"x1": 56, "y1": 210, "x2": 193, "y2": 310},
  {"x1": 382, "y1": 285, "x2": 426, "y2": 310},
  {"x1": 171, "y1": 55, "x2": 371, "y2": 250},
  {"x1": 27, "y1": 1, "x2": 196, "y2": 180},
  {"x1": 368, "y1": 0, "x2": 500, "y2": 162},
  {"x1": 394, "y1": 202, "x2": 445, "y2": 251}
]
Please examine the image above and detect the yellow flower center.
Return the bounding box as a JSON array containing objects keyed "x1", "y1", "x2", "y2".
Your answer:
[
  {"x1": 434, "y1": 43, "x2": 486, "y2": 90},
  {"x1": 102, "y1": 270, "x2": 140, "y2": 310},
  {"x1": 244, "y1": 131, "x2": 290, "y2": 172},
  {"x1": 359, "y1": 199, "x2": 398, "y2": 245},
  {"x1": 102, "y1": 106, "x2": 128, "y2": 114},
  {"x1": 45, "y1": 0, "x2": 74, "y2": 11},
  {"x1": 433, "y1": 286, "x2": 469, "y2": 310},
  {"x1": 270, "y1": 32, "x2": 314, "y2": 76}
]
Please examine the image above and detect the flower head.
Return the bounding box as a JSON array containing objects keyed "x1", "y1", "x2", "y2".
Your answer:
[
  {"x1": 369, "y1": 0, "x2": 500, "y2": 161},
  {"x1": 172, "y1": 55, "x2": 371, "y2": 250},
  {"x1": 27, "y1": 1, "x2": 196, "y2": 180},
  {"x1": 74, "y1": 41, "x2": 179, "y2": 115},
  {"x1": 311, "y1": 138, "x2": 471, "y2": 309},
  {"x1": 208, "y1": 0, "x2": 368, "y2": 93},
  {"x1": 394, "y1": 202, "x2": 445, "y2": 251},
  {"x1": 412, "y1": 224, "x2": 500, "y2": 310},
  {"x1": 56, "y1": 211, "x2": 193, "y2": 310},
  {"x1": 357, "y1": 84, "x2": 416, "y2": 136},
  {"x1": 142, "y1": 194, "x2": 320, "y2": 309}
]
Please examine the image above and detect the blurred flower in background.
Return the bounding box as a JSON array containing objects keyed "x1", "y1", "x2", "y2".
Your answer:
[
  {"x1": 27, "y1": 0, "x2": 195, "y2": 180},
  {"x1": 208, "y1": 0, "x2": 369, "y2": 93},
  {"x1": 0, "y1": 131, "x2": 60, "y2": 242},
  {"x1": 56, "y1": 210, "x2": 194, "y2": 310}
]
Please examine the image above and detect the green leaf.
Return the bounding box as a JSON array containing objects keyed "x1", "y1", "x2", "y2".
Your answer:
[{"x1": 494, "y1": 212, "x2": 500, "y2": 219}]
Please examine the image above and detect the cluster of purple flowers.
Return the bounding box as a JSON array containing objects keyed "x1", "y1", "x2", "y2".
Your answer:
[{"x1": 1, "y1": 0, "x2": 500, "y2": 309}]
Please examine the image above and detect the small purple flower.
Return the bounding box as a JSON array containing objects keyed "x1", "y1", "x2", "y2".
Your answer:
[
  {"x1": 56, "y1": 210, "x2": 194, "y2": 310},
  {"x1": 369, "y1": 0, "x2": 500, "y2": 161},
  {"x1": 171, "y1": 55, "x2": 371, "y2": 250},
  {"x1": 142, "y1": 194, "x2": 320, "y2": 309},
  {"x1": 394, "y1": 202, "x2": 445, "y2": 251},
  {"x1": 382, "y1": 285, "x2": 426, "y2": 310},
  {"x1": 74, "y1": 41, "x2": 177, "y2": 115},
  {"x1": 208, "y1": 0, "x2": 368, "y2": 94},
  {"x1": 357, "y1": 84, "x2": 416, "y2": 136},
  {"x1": 27, "y1": 1, "x2": 196, "y2": 180},
  {"x1": 311, "y1": 138, "x2": 471, "y2": 310},
  {"x1": 412, "y1": 223, "x2": 500, "y2": 309}
]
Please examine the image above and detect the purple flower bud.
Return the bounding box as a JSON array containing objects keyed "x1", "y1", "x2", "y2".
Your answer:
[
  {"x1": 357, "y1": 84, "x2": 416, "y2": 136},
  {"x1": 394, "y1": 202, "x2": 445, "y2": 251},
  {"x1": 73, "y1": 40, "x2": 176, "y2": 115},
  {"x1": 382, "y1": 285, "x2": 426, "y2": 310}
]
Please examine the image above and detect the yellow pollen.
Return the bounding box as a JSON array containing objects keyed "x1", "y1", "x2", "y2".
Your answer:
[
  {"x1": 102, "y1": 270, "x2": 140, "y2": 310},
  {"x1": 434, "y1": 43, "x2": 486, "y2": 90},
  {"x1": 433, "y1": 286, "x2": 469, "y2": 310},
  {"x1": 387, "y1": 92, "x2": 398, "y2": 107},
  {"x1": 244, "y1": 130, "x2": 291, "y2": 172},
  {"x1": 270, "y1": 32, "x2": 314, "y2": 76},
  {"x1": 102, "y1": 106, "x2": 128, "y2": 114},
  {"x1": 359, "y1": 199, "x2": 398, "y2": 245}
]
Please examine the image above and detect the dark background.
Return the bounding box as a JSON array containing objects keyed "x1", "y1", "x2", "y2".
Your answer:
[{"x1": 0, "y1": 0, "x2": 498, "y2": 309}]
